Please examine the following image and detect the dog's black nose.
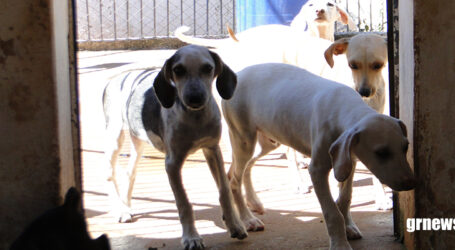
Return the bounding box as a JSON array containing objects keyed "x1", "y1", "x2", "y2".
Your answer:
[
  {"x1": 185, "y1": 93, "x2": 206, "y2": 109},
  {"x1": 358, "y1": 88, "x2": 371, "y2": 97}
]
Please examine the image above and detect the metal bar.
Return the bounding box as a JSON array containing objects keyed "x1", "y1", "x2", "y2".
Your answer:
[
  {"x1": 140, "y1": 0, "x2": 143, "y2": 38},
  {"x1": 99, "y1": 0, "x2": 103, "y2": 40},
  {"x1": 220, "y1": 0, "x2": 223, "y2": 34},
  {"x1": 113, "y1": 0, "x2": 117, "y2": 40},
  {"x1": 358, "y1": 0, "x2": 361, "y2": 29},
  {"x1": 206, "y1": 0, "x2": 209, "y2": 35},
  {"x1": 387, "y1": 0, "x2": 397, "y2": 118},
  {"x1": 86, "y1": 0, "x2": 91, "y2": 40},
  {"x1": 233, "y1": 0, "x2": 236, "y2": 32},
  {"x1": 153, "y1": 0, "x2": 156, "y2": 37},
  {"x1": 193, "y1": 0, "x2": 196, "y2": 35},
  {"x1": 370, "y1": 0, "x2": 373, "y2": 31},
  {"x1": 167, "y1": 0, "x2": 170, "y2": 36},
  {"x1": 345, "y1": 0, "x2": 349, "y2": 32},
  {"x1": 126, "y1": 0, "x2": 129, "y2": 38}
]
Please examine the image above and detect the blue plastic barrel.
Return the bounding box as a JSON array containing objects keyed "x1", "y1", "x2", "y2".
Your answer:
[{"x1": 236, "y1": 0, "x2": 308, "y2": 32}]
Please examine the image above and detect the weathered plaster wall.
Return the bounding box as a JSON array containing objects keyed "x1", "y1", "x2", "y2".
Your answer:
[
  {"x1": 398, "y1": 0, "x2": 455, "y2": 249},
  {"x1": 0, "y1": 0, "x2": 78, "y2": 248},
  {"x1": 413, "y1": 0, "x2": 455, "y2": 248}
]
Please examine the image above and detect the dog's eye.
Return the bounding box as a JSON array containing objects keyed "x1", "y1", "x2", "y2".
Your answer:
[
  {"x1": 200, "y1": 64, "x2": 213, "y2": 74},
  {"x1": 372, "y1": 63, "x2": 384, "y2": 70},
  {"x1": 173, "y1": 65, "x2": 186, "y2": 77},
  {"x1": 309, "y1": 4, "x2": 313, "y2": 7},
  {"x1": 375, "y1": 147, "x2": 391, "y2": 160},
  {"x1": 349, "y1": 62, "x2": 359, "y2": 70},
  {"x1": 327, "y1": 2, "x2": 334, "y2": 7}
]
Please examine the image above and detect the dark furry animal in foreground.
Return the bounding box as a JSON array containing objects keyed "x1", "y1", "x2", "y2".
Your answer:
[{"x1": 10, "y1": 187, "x2": 110, "y2": 250}]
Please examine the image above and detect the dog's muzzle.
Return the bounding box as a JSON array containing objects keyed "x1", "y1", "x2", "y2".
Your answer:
[
  {"x1": 358, "y1": 87, "x2": 372, "y2": 98},
  {"x1": 383, "y1": 174, "x2": 416, "y2": 192},
  {"x1": 183, "y1": 91, "x2": 207, "y2": 110}
]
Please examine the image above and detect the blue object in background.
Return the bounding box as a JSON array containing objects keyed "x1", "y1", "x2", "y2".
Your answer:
[{"x1": 236, "y1": 0, "x2": 308, "y2": 32}]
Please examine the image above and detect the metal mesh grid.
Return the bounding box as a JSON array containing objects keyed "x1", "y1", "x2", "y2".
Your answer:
[
  {"x1": 76, "y1": 0, "x2": 385, "y2": 42},
  {"x1": 76, "y1": 0, "x2": 235, "y2": 42}
]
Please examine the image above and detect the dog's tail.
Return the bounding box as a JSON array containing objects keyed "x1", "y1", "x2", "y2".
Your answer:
[
  {"x1": 226, "y1": 25, "x2": 239, "y2": 42},
  {"x1": 174, "y1": 26, "x2": 228, "y2": 48}
]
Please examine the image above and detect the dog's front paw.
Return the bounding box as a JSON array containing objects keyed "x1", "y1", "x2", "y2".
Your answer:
[
  {"x1": 330, "y1": 241, "x2": 353, "y2": 250},
  {"x1": 182, "y1": 236, "x2": 204, "y2": 250},
  {"x1": 118, "y1": 212, "x2": 133, "y2": 223},
  {"x1": 229, "y1": 225, "x2": 248, "y2": 240},
  {"x1": 296, "y1": 183, "x2": 311, "y2": 194},
  {"x1": 375, "y1": 196, "x2": 393, "y2": 210},
  {"x1": 345, "y1": 223, "x2": 363, "y2": 240},
  {"x1": 111, "y1": 209, "x2": 133, "y2": 223},
  {"x1": 225, "y1": 219, "x2": 248, "y2": 239},
  {"x1": 247, "y1": 199, "x2": 265, "y2": 215},
  {"x1": 242, "y1": 216, "x2": 265, "y2": 232}
]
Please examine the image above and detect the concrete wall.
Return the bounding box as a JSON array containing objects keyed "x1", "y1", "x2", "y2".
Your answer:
[
  {"x1": 413, "y1": 0, "x2": 455, "y2": 248},
  {"x1": 0, "y1": 0, "x2": 454, "y2": 248},
  {"x1": 398, "y1": 0, "x2": 455, "y2": 249},
  {"x1": 0, "y1": 0, "x2": 78, "y2": 248}
]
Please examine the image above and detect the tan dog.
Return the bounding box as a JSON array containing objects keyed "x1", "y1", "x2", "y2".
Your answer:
[
  {"x1": 222, "y1": 63, "x2": 415, "y2": 249},
  {"x1": 325, "y1": 33, "x2": 388, "y2": 113},
  {"x1": 291, "y1": 0, "x2": 357, "y2": 41},
  {"x1": 325, "y1": 33, "x2": 392, "y2": 210}
]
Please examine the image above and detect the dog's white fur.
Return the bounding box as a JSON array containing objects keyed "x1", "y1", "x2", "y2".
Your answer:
[
  {"x1": 174, "y1": 18, "x2": 349, "y2": 213},
  {"x1": 175, "y1": 25, "x2": 332, "y2": 73},
  {"x1": 325, "y1": 33, "x2": 392, "y2": 210},
  {"x1": 222, "y1": 63, "x2": 416, "y2": 249},
  {"x1": 291, "y1": 0, "x2": 357, "y2": 41},
  {"x1": 175, "y1": 25, "x2": 335, "y2": 201}
]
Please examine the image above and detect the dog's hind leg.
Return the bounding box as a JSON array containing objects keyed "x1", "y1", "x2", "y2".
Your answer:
[
  {"x1": 286, "y1": 147, "x2": 311, "y2": 194},
  {"x1": 103, "y1": 124, "x2": 128, "y2": 222},
  {"x1": 116, "y1": 135, "x2": 145, "y2": 223},
  {"x1": 228, "y1": 129, "x2": 265, "y2": 232},
  {"x1": 336, "y1": 164, "x2": 362, "y2": 240},
  {"x1": 203, "y1": 146, "x2": 248, "y2": 240},
  {"x1": 243, "y1": 132, "x2": 279, "y2": 215}
]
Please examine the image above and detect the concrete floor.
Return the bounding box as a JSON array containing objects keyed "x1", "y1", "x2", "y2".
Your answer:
[{"x1": 78, "y1": 50, "x2": 405, "y2": 250}]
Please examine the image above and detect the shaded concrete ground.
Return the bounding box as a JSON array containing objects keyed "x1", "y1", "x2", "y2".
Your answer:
[{"x1": 78, "y1": 50, "x2": 405, "y2": 250}]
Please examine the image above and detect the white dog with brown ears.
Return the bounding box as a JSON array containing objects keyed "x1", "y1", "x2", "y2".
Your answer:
[{"x1": 291, "y1": 0, "x2": 358, "y2": 41}]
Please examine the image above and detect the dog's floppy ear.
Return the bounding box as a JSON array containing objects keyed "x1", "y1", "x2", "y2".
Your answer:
[
  {"x1": 329, "y1": 128, "x2": 359, "y2": 182},
  {"x1": 154, "y1": 56, "x2": 177, "y2": 108},
  {"x1": 324, "y1": 38, "x2": 350, "y2": 68},
  {"x1": 336, "y1": 6, "x2": 357, "y2": 30},
  {"x1": 64, "y1": 187, "x2": 81, "y2": 211},
  {"x1": 210, "y1": 51, "x2": 237, "y2": 99},
  {"x1": 397, "y1": 120, "x2": 408, "y2": 137}
]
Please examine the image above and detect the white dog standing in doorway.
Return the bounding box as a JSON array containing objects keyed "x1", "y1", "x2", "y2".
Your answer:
[{"x1": 222, "y1": 63, "x2": 416, "y2": 249}]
